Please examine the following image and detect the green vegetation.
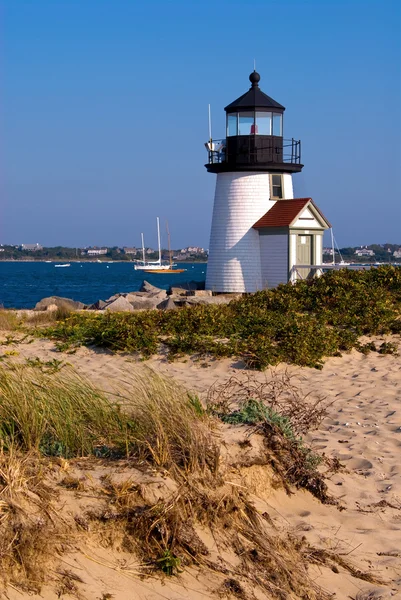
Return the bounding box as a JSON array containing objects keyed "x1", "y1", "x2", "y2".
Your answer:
[
  {"x1": 219, "y1": 398, "x2": 295, "y2": 435},
  {"x1": 39, "y1": 266, "x2": 401, "y2": 369},
  {"x1": 157, "y1": 550, "x2": 183, "y2": 576}
]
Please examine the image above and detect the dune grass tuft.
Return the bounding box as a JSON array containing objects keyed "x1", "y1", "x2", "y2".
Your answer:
[
  {"x1": 0, "y1": 310, "x2": 20, "y2": 331},
  {"x1": 0, "y1": 446, "x2": 59, "y2": 591},
  {"x1": 0, "y1": 365, "x2": 217, "y2": 472}
]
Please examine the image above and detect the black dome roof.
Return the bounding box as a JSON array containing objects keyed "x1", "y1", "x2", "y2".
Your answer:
[{"x1": 225, "y1": 71, "x2": 285, "y2": 113}]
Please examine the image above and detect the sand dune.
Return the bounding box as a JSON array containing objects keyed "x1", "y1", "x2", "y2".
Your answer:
[{"x1": 1, "y1": 332, "x2": 400, "y2": 599}]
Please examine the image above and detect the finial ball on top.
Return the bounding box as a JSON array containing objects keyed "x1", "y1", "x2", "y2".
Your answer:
[{"x1": 249, "y1": 71, "x2": 261, "y2": 86}]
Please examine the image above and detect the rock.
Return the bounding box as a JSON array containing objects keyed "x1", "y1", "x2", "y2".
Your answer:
[
  {"x1": 87, "y1": 299, "x2": 107, "y2": 310},
  {"x1": 46, "y1": 304, "x2": 58, "y2": 312},
  {"x1": 183, "y1": 295, "x2": 239, "y2": 306},
  {"x1": 104, "y1": 296, "x2": 135, "y2": 312},
  {"x1": 128, "y1": 299, "x2": 160, "y2": 310},
  {"x1": 168, "y1": 280, "x2": 204, "y2": 294},
  {"x1": 157, "y1": 297, "x2": 178, "y2": 311},
  {"x1": 126, "y1": 290, "x2": 167, "y2": 310},
  {"x1": 170, "y1": 287, "x2": 188, "y2": 297},
  {"x1": 34, "y1": 296, "x2": 85, "y2": 311},
  {"x1": 105, "y1": 293, "x2": 124, "y2": 303},
  {"x1": 139, "y1": 280, "x2": 165, "y2": 294},
  {"x1": 186, "y1": 290, "x2": 213, "y2": 297},
  {"x1": 126, "y1": 290, "x2": 167, "y2": 301}
]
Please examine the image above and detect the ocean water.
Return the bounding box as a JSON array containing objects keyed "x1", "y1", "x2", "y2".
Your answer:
[{"x1": 0, "y1": 262, "x2": 207, "y2": 309}]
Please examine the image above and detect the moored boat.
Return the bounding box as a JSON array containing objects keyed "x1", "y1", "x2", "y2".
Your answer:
[{"x1": 134, "y1": 218, "x2": 186, "y2": 273}]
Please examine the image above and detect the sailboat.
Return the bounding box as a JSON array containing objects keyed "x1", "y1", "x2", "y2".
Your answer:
[
  {"x1": 133, "y1": 217, "x2": 186, "y2": 273},
  {"x1": 330, "y1": 228, "x2": 350, "y2": 266}
]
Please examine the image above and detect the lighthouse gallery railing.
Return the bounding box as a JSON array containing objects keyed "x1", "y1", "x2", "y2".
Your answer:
[{"x1": 207, "y1": 137, "x2": 301, "y2": 166}]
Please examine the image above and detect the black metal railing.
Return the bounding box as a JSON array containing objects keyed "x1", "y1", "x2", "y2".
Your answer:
[{"x1": 206, "y1": 137, "x2": 301, "y2": 166}]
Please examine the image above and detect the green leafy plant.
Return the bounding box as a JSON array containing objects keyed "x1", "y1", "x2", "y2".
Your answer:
[
  {"x1": 156, "y1": 549, "x2": 182, "y2": 576},
  {"x1": 378, "y1": 341, "x2": 398, "y2": 355},
  {"x1": 25, "y1": 357, "x2": 65, "y2": 372}
]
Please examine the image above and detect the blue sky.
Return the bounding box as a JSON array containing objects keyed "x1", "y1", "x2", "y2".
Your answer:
[{"x1": 1, "y1": 0, "x2": 400, "y2": 249}]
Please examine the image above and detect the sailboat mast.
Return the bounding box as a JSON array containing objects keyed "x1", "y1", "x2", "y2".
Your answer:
[
  {"x1": 141, "y1": 233, "x2": 146, "y2": 264},
  {"x1": 331, "y1": 228, "x2": 335, "y2": 265},
  {"x1": 166, "y1": 221, "x2": 172, "y2": 268},
  {"x1": 156, "y1": 217, "x2": 161, "y2": 265}
]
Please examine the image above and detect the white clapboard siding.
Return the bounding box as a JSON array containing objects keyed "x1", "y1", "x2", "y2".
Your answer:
[
  {"x1": 206, "y1": 172, "x2": 275, "y2": 293},
  {"x1": 259, "y1": 230, "x2": 289, "y2": 289}
]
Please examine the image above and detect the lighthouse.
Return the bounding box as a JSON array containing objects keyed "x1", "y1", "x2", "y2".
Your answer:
[{"x1": 205, "y1": 71, "x2": 330, "y2": 292}]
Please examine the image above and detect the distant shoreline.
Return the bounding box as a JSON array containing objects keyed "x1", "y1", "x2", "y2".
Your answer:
[{"x1": 0, "y1": 259, "x2": 208, "y2": 264}]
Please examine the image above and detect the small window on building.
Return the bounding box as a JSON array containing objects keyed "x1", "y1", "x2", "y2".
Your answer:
[{"x1": 270, "y1": 174, "x2": 283, "y2": 199}]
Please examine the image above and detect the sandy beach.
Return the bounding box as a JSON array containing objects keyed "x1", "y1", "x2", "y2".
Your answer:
[{"x1": 1, "y1": 331, "x2": 400, "y2": 599}]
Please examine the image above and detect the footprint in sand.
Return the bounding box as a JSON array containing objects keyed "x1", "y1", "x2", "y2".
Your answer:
[{"x1": 348, "y1": 458, "x2": 373, "y2": 470}]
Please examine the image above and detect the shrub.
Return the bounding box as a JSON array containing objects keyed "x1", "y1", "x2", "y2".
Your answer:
[{"x1": 36, "y1": 266, "x2": 401, "y2": 369}]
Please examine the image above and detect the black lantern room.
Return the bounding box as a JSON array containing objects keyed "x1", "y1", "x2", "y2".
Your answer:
[{"x1": 206, "y1": 72, "x2": 303, "y2": 174}]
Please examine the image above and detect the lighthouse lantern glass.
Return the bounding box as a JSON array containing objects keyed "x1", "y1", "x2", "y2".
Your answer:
[
  {"x1": 255, "y1": 112, "x2": 271, "y2": 135},
  {"x1": 273, "y1": 114, "x2": 283, "y2": 136},
  {"x1": 238, "y1": 112, "x2": 254, "y2": 135},
  {"x1": 227, "y1": 114, "x2": 238, "y2": 137}
]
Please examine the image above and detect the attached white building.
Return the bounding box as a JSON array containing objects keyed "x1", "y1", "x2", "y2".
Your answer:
[
  {"x1": 205, "y1": 71, "x2": 330, "y2": 292},
  {"x1": 253, "y1": 198, "x2": 331, "y2": 288}
]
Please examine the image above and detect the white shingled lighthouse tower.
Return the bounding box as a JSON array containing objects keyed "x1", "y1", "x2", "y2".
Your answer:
[{"x1": 205, "y1": 71, "x2": 330, "y2": 292}]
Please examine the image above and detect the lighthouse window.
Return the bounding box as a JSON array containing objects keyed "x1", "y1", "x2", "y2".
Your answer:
[
  {"x1": 273, "y1": 114, "x2": 283, "y2": 136},
  {"x1": 270, "y1": 174, "x2": 283, "y2": 199},
  {"x1": 238, "y1": 112, "x2": 254, "y2": 135},
  {"x1": 255, "y1": 112, "x2": 271, "y2": 135},
  {"x1": 227, "y1": 114, "x2": 238, "y2": 137}
]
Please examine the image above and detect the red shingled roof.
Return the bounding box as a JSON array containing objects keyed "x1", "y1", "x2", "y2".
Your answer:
[{"x1": 253, "y1": 198, "x2": 331, "y2": 229}]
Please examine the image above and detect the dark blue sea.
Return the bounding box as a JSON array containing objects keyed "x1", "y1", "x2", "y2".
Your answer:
[{"x1": 0, "y1": 262, "x2": 207, "y2": 309}]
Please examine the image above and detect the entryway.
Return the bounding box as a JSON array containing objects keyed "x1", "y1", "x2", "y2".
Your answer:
[{"x1": 296, "y1": 235, "x2": 312, "y2": 279}]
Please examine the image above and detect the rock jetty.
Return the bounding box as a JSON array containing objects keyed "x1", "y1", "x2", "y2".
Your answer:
[{"x1": 33, "y1": 281, "x2": 239, "y2": 313}]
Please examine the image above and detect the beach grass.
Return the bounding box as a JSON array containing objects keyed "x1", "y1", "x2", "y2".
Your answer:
[
  {"x1": 0, "y1": 365, "x2": 216, "y2": 471},
  {"x1": 0, "y1": 310, "x2": 19, "y2": 331}
]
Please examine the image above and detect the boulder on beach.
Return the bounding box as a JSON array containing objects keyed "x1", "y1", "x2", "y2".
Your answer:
[
  {"x1": 104, "y1": 296, "x2": 135, "y2": 312},
  {"x1": 169, "y1": 280, "x2": 205, "y2": 295},
  {"x1": 126, "y1": 290, "x2": 167, "y2": 310},
  {"x1": 183, "y1": 294, "x2": 238, "y2": 306},
  {"x1": 157, "y1": 297, "x2": 178, "y2": 311},
  {"x1": 34, "y1": 296, "x2": 85, "y2": 311},
  {"x1": 87, "y1": 299, "x2": 107, "y2": 310},
  {"x1": 139, "y1": 280, "x2": 165, "y2": 294}
]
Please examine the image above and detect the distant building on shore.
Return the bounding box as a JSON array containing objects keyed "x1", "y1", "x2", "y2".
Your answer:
[
  {"x1": 180, "y1": 246, "x2": 206, "y2": 255},
  {"x1": 355, "y1": 247, "x2": 375, "y2": 257},
  {"x1": 20, "y1": 243, "x2": 43, "y2": 251},
  {"x1": 85, "y1": 247, "x2": 108, "y2": 256},
  {"x1": 123, "y1": 247, "x2": 138, "y2": 255},
  {"x1": 204, "y1": 70, "x2": 330, "y2": 292}
]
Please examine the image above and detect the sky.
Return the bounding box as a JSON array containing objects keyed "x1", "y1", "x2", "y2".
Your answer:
[{"x1": 0, "y1": 0, "x2": 400, "y2": 249}]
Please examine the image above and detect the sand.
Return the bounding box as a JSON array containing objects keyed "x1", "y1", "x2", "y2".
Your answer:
[{"x1": 1, "y1": 332, "x2": 400, "y2": 599}]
